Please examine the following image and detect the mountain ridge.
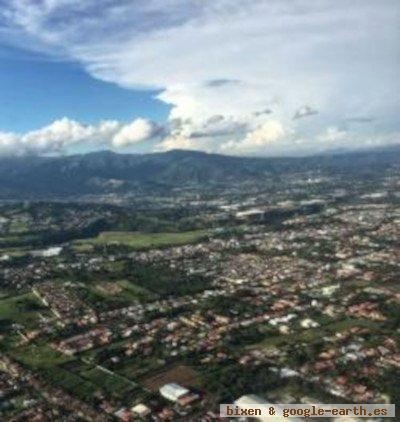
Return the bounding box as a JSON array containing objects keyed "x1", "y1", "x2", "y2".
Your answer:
[{"x1": 0, "y1": 146, "x2": 399, "y2": 200}]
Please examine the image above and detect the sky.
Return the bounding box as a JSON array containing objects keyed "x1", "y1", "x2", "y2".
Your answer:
[{"x1": 0, "y1": 0, "x2": 399, "y2": 157}]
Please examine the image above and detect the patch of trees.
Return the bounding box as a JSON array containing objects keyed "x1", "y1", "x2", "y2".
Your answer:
[{"x1": 125, "y1": 262, "x2": 212, "y2": 297}]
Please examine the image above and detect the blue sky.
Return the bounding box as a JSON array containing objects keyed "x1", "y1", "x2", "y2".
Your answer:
[
  {"x1": 0, "y1": 46, "x2": 169, "y2": 133},
  {"x1": 0, "y1": 0, "x2": 399, "y2": 156}
]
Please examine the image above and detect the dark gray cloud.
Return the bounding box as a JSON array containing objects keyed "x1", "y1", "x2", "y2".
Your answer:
[
  {"x1": 253, "y1": 108, "x2": 273, "y2": 117},
  {"x1": 205, "y1": 79, "x2": 242, "y2": 88},
  {"x1": 345, "y1": 117, "x2": 375, "y2": 123},
  {"x1": 190, "y1": 116, "x2": 248, "y2": 138},
  {"x1": 293, "y1": 105, "x2": 318, "y2": 120},
  {"x1": 206, "y1": 115, "x2": 225, "y2": 124}
]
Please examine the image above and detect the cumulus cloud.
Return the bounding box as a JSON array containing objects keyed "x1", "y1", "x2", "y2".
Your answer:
[
  {"x1": 112, "y1": 118, "x2": 160, "y2": 147},
  {"x1": 0, "y1": 0, "x2": 399, "y2": 155},
  {"x1": 0, "y1": 132, "x2": 20, "y2": 155},
  {"x1": 318, "y1": 127, "x2": 348, "y2": 143},
  {"x1": 243, "y1": 121, "x2": 285, "y2": 146},
  {"x1": 220, "y1": 120, "x2": 286, "y2": 155},
  {"x1": 0, "y1": 118, "x2": 98, "y2": 155},
  {"x1": 0, "y1": 117, "x2": 160, "y2": 155},
  {"x1": 21, "y1": 118, "x2": 98, "y2": 152},
  {"x1": 155, "y1": 114, "x2": 248, "y2": 152},
  {"x1": 156, "y1": 134, "x2": 200, "y2": 152}
]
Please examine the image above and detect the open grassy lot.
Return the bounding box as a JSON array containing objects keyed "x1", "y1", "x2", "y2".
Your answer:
[
  {"x1": 79, "y1": 278, "x2": 153, "y2": 310},
  {"x1": 115, "y1": 279, "x2": 153, "y2": 300},
  {"x1": 8, "y1": 220, "x2": 29, "y2": 234},
  {"x1": 0, "y1": 235, "x2": 22, "y2": 245},
  {"x1": 13, "y1": 343, "x2": 104, "y2": 400},
  {"x1": 0, "y1": 293, "x2": 47, "y2": 327},
  {"x1": 74, "y1": 229, "x2": 209, "y2": 250},
  {"x1": 12, "y1": 342, "x2": 74, "y2": 369},
  {"x1": 42, "y1": 366, "x2": 101, "y2": 400},
  {"x1": 0, "y1": 246, "x2": 31, "y2": 257},
  {"x1": 93, "y1": 279, "x2": 152, "y2": 300},
  {"x1": 116, "y1": 357, "x2": 165, "y2": 380},
  {"x1": 81, "y1": 367, "x2": 137, "y2": 397},
  {"x1": 71, "y1": 243, "x2": 94, "y2": 253},
  {"x1": 127, "y1": 262, "x2": 212, "y2": 297}
]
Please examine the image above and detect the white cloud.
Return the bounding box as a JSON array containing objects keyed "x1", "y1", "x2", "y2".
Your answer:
[
  {"x1": 155, "y1": 114, "x2": 252, "y2": 152},
  {"x1": 112, "y1": 118, "x2": 159, "y2": 147},
  {"x1": 0, "y1": 0, "x2": 399, "y2": 155},
  {"x1": 21, "y1": 118, "x2": 96, "y2": 153},
  {"x1": 156, "y1": 134, "x2": 200, "y2": 152},
  {"x1": 318, "y1": 127, "x2": 348, "y2": 143},
  {"x1": 0, "y1": 132, "x2": 20, "y2": 155},
  {"x1": 1, "y1": 116, "x2": 398, "y2": 158},
  {"x1": 243, "y1": 121, "x2": 286, "y2": 146},
  {"x1": 0, "y1": 117, "x2": 159, "y2": 155},
  {"x1": 219, "y1": 120, "x2": 286, "y2": 155}
]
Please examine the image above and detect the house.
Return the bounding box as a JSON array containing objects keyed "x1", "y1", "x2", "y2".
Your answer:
[
  {"x1": 114, "y1": 407, "x2": 132, "y2": 421},
  {"x1": 178, "y1": 392, "x2": 200, "y2": 406},
  {"x1": 131, "y1": 403, "x2": 151, "y2": 418},
  {"x1": 300, "y1": 318, "x2": 319, "y2": 329}
]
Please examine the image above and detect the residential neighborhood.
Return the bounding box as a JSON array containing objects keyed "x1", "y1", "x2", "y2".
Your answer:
[{"x1": 0, "y1": 161, "x2": 399, "y2": 421}]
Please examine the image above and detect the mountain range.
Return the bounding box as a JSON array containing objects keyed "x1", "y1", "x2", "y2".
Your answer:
[{"x1": 0, "y1": 147, "x2": 399, "y2": 200}]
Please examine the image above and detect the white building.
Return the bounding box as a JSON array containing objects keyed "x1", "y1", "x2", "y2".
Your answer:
[
  {"x1": 131, "y1": 403, "x2": 151, "y2": 417},
  {"x1": 159, "y1": 383, "x2": 189, "y2": 402},
  {"x1": 300, "y1": 318, "x2": 320, "y2": 329},
  {"x1": 236, "y1": 208, "x2": 265, "y2": 220}
]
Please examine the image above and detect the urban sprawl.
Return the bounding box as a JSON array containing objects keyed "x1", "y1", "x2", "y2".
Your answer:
[{"x1": 0, "y1": 165, "x2": 399, "y2": 421}]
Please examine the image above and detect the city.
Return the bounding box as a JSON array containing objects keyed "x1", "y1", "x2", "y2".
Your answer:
[{"x1": 0, "y1": 152, "x2": 399, "y2": 420}]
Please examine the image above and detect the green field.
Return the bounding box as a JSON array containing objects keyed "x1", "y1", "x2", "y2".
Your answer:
[
  {"x1": 74, "y1": 229, "x2": 209, "y2": 250},
  {"x1": 83, "y1": 278, "x2": 153, "y2": 308},
  {"x1": 0, "y1": 235, "x2": 21, "y2": 245},
  {"x1": 0, "y1": 246, "x2": 31, "y2": 257},
  {"x1": 12, "y1": 342, "x2": 73, "y2": 368},
  {"x1": 42, "y1": 366, "x2": 100, "y2": 399},
  {"x1": 12, "y1": 342, "x2": 129, "y2": 400},
  {"x1": 0, "y1": 293, "x2": 46, "y2": 327},
  {"x1": 9, "y1": 220, "x2": 29, "y2": 234},
  {"x1": 71, "y1": 243, "x2": 94, "y2": 253},
  {"x1": 81, "y1": 367, "x2": 137, "y2": 397},
  {"x1": 116, "y1": 279, "x2": 152, "y2": 299},
  {"x1": 93, "y1": 278, "x2": 152, "y2": 300}
]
